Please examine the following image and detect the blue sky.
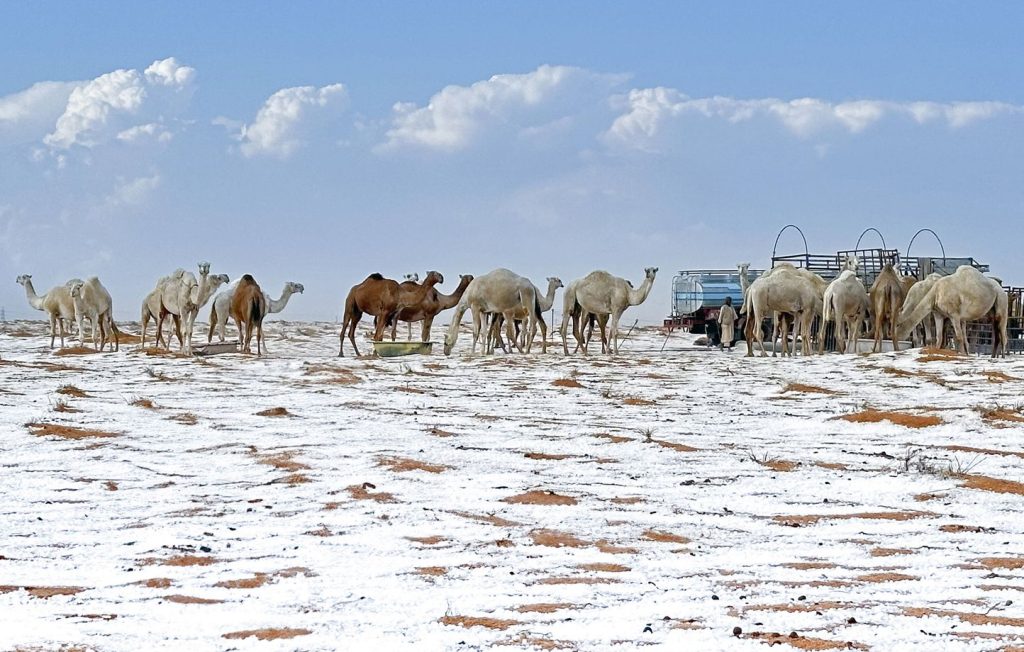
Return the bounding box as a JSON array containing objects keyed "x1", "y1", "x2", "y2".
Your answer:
[{"x1": 2, "y1": 2, "x2": 1022, "y2": 323}]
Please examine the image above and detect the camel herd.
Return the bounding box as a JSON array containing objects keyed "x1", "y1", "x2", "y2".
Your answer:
[
  {"x1": 12, "y1": 264, "x2": 658, "y2": 358},
  {"x1": 739, "y1": 256, "x2": 1010, "y2": 358},
  {"x1": 338, "y1": 267, "x2": 659, "y2": 357},
  {"x1": 10, "y1": 256, "x2": 1010, "y2": 359}
]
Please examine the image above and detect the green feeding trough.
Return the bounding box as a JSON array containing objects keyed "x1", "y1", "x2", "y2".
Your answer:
[{"x1": 372, "y1": 341, "x2": 434, "y2": 357}]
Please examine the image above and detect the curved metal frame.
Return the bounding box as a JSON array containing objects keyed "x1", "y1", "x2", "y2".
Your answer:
[
  {"x1": 772, "y1": 224, "x2": 809, "y2": 260},
  {"x1": 906, "y1": 228, "x2": 946, "y2": 261},
  {"x1": 854, "y1": 227, "x2": 887, "y2": 251}
]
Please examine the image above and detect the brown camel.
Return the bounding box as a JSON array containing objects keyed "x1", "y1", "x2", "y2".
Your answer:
[
  {"x1": 387, "y1": 274, "x2": 474, "y2": 342},
  {"x1": 231, "y1": 274, "x2": 268, "y2": 355},
  {"x1": 868, "y1": 264, "x2": 906, "y2": 353},
  {"x1": 339, "y1": 271, "x2": 443, "y2": 356}
]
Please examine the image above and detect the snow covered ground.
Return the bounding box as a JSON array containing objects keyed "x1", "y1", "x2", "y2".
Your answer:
[{"x1": 2, "y1": 319, "x2": 1024, "y2": 651}]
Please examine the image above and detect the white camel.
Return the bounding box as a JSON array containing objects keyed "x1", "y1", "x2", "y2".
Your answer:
[
  {"x1": 562, "y1": 267, "x2": 658, "y2": 355},
  {"x1": 900, "y1": 273, "x2": 943, "y2": 347},
  {"x1": 820, "y1": 265, "x2": 868, "y2": 354},
  {"x1": 154, "y1": 262, "x2": 229, "y2": 354},
  {"x1": 897, "y1": 266, "x2": 1008, "y2": 357},
  {"x1": 69, "y1": 277, "x2": 119, "y2": 351},
  {"x1": 141, "y1": 269, "x2": 187, "y2": 350},
  {"x1": 443, "y1": 268, "x2": 541, "y2": 356},
  {"x1": 742, "y1": 264, "x2": 820, "y2": 357},
  {"x1": 16, "y1": 275, "x2": 85, "y2": 348},
  {"x1": 208, "y1": 280, "x2": 304, "y2": 351},
  {"x1": 488, "y1": 276, "x2": 563, "y2": 354}
]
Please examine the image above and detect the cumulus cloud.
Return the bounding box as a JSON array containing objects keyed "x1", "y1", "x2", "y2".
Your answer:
[
  {"x1": 0, "y1": 81, "x2": 80, "y2": 145},
  {"x1": 603, "y1": 88, "x2": 1023, "y2": 150},
  {"x1": 116, "y1": 122, "x2": 173, "y2": 144},
  {"x1": 238, "y1": 84, "x2": 348, "y2": 159},
  {"x1": 380, "y1": 64, "x2": 626, "y2": 152},
  {"x1": 103, "y1": 173, "x2": 162, "y2": 209},
  {"x1": 43, "y1": 57, "x2": 195, "y2": 150}
]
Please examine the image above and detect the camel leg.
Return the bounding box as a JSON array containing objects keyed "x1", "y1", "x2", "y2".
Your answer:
[
  {"x1": 156, "y1": 312, "x2": 168, "y2": 351},
  {"x1": 872, "y1": 311, "x2": 883, "y2": 353},
  {"x1": 889, "y1": 304, "x2": 900, "y2": 353},
  {"x1": 506, "y1": 313, "x2": 523, "y2": 354},
  {"x1": 421, "y1": 316, "x2": 434, "y2": 343},
  {"x1": 536, "y1": 315, "x2": 547, "y2": 354},
  {"x1": 952, "y1": 318, "x2": 967, "y2": 355}
]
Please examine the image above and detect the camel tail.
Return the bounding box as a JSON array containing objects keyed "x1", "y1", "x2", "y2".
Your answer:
[
  {"x1": 250, "y1": 294, "x2": 264, "y2": 327},
  {"x1": 822, "y1": 286, "x2": 834, "y2": 323},
  {"x1": 208, "y1": 303, "x2": 218, "y2": 341},
  {"x1": 896, "y1": 281, "x2": 938, "y2": 340}
]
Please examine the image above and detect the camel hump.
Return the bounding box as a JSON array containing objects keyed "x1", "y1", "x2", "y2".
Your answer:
[
  {"x1": 368, "y1": 273, "x2": 385, "y2": 281},
  {"x1": 241, "y1": 274, "x2": 257, "y2": 285}
]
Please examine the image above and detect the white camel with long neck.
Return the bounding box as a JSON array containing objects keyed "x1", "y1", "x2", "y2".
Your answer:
[
  {"x1": 564, "y1": 267, "x2": 658, "y2": 355},
  {"x1": 488, "y1": 276, "x2": 563, "y2": 354},
  {"x1": 820, "y1": 256, "x2": 868, "y2": 354},
  {"x1": 69, "y1": 277, "x2": 119, "y2": 351},
  {"x1": 16, "y1": 275, "x2": 83, "y2": 348},
  {"x1": 443, "y1": 268, "x2": 541, "y2": 356},
  {"x1": 901, "y1": 273, "x2": 943, "y2": 347},
  {"x1": 897, "y1": 266, "x2": 1008, "y2": 357},
  {"x1": 209, "y1": 280, "x2": 305, "y2": 347},
  {"x1": 155, "y1": 262, "x2": 229, "y2": 354}
]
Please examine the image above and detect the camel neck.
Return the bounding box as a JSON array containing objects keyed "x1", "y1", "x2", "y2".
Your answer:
[
  {"x1": 268, "y1": 288, "x2": 294, "y2": 314},
  {"x1": 629, "y1": 277, "x2": 654, "y2": 306},
  {"x1": 22, "y1": 280, "x2": 45, "y2": 310}
]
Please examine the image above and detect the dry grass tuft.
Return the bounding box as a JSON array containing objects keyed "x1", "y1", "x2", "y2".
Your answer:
[
  {"x1": 814, "y1": 462, "x2": 848, "y2": 470},
  {"x1": 503, "y1": 490, "x2": 577, "y2": 506},
  {"x1": 578, "y1": 562, "x2": 630, "y2": 572},
  {"x1": 773, "y1": 511, "x2": 935, "y2": 526},
  {"x1": 643, "y1": 529, "x2": 690, "y2": 544},
  {"x1": 552, "y1": 377, "x2": 583, "y2": 388},
  {"x1": 439, "y1": 615, "x2": 519, "y2": 631},
  {"x1": 27, "y1": 422, "x2": 118, "y2": 440},
  {"x1": 168, "y1": 412, "x2": 198, "y2": 425},
  {"x1": 652, "y1": 438, "x2": 699, "y2": 453},
  {"x1": 450, "y1": 511, "x2": 522, "y2": 527},
  {"x1": 346, "y1": 483, "x2": 396, "y2": 503},
  {"x1": 981, "y1": 370, "x2": 1022, "y2": 383},
  {"x1": 595, "y1": 540, "x2": 639, "y2": 554},
  {"x1": 0, "y1": 585, "x2": 85, "y2": 599},
  {"x1": 163, "y1": 594, "x2": 224, "y2": 604},
  {"x1": 223, "y1": 628, "x2": 312, "y2": 640},
  {"x1": 977, "y1": 557, "x2": 1024, "y2": 570},
  {"x1": 976, "y1": 406, "x2": 1024, "y2": 425},
  {"x1": 56, "y1": 384, "x2": 89, "y2": 398},
  {"x1": 255, "y1": 407, "x2": 291, "y2": 417},
  {"x1": 593, "y1": 432, "x2": 633, "y2": 444},
  {"x1": 622, "y1": 396, "x2": 654, "y2": 406},
  {"x1": 857, "y1": 572, "x2": 917, "y2": 582},
  {"x1": 782, "y1": 382, "x2": 840, "y2": 395},
  {"x1": 939, "y1": 524, "x2": 991, "y2": 533},
  {"x1": 378, "y1": 456, "x2": 449, "y2": 474},
  {"x1": 52, "y1": 400, "x2": 81, "y2": 413},
  {"x1": 427, "y1": 426, "x2": 457, "y2": 437},
  {"x1": 130, "y1": 397, "x2": 157, "y2": 409},
  {"x1": 758, "y1": 459, "x2": 799, "y2": 472},
  {"x1": 251, "y1": 450, "x2": 310, "y2": 472},
  {"x1": 524, "y1": 452, "x2": 573, "y2": 460},
  {"x1": 904, "y1": 606, "x2": 1024, "y2": 627},
  {"x1": 406, "y1": 535, "x2": 446, "y2": 545},
  {"x1": 870, "y1": 547, "x2": 914, "y2": 557},
  {"x1": 54, "y1": 347, "x2": 98, "y2": 356},
  {"x1": 836, "y1": 409, "x2": 941, "y2": 428},
  {"x1": 960, "y1": 474, "x2": 1024, "y2": 495},
  {"x1": 515, "y1": 603, "x2": 575, "y2": 613},
  {"x1": 142, "y1": 554, "x2": 218, "y2": 567},
  {"x1": 529, "y1": 529, "x2": 590, "y2": 548},
  {"x1": 415, "y1": 566, "x2": 447, "y2": 576}
]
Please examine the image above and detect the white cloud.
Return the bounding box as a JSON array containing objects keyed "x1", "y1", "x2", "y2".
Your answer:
[
  {"x1": 103, "y1": 174, "x2": 162, "y2": 209},
  {"x1": 380, "y1": 64, "x2": 626, "y2": 152},
  {"x1": 43, "y1": 57, "x2": 195, "y2": 150},
  {"x1": 238, "y1": 83, "x2": 348, "y2": 159},
  {"x1": 116, "y1": 122, "x2": 172, "y2": 144},
  {"x1": 604, "y1": 89, "x2": 1023, "y2": 150},
  {"x1": 0, "y1": 81, "x2": 80, "y2": 145}
]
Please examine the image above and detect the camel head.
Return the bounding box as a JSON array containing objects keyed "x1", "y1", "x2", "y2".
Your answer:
[
  {"x1": 15, "y1": 274, "x2": 31, "y2": 286},
  {"x1": 443, "y1": 333, "x2": 454, "y2": 356},
  {"x1": 458, "y1": 274, "x2": 474, "y2": 288},
  {"x1": 737, "y1": 262, "x2": 750, "y2": 273},
  {"x1": 211, "y1": 273, "x2": 230, "y2": 288},
  {"x1": 197, "y1": 261, "x2": 211, "y2": 277},
  {"x1": 424, "y1": 270, "x2": 444, "y2": 286},
  {"x1": 644, "y1": 267, "x2": 659, "y2": 280},
  {"x1": 842, "y1": 255, "x2": 860, "y2": 274},
  {"x1": 286, "y1": 282, "x2": 305, "y2": 294},
  {"x1": 68, "y1": 281, "x2": 84, "y2": 298}
]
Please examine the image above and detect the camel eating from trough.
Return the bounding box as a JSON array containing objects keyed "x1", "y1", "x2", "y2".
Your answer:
[
  {"x1": 897, "y1": 265, "x2": 1008, "y2": 357},
  {"x1": 339, "y1": 271, "x2": 443, "y2": 357}
]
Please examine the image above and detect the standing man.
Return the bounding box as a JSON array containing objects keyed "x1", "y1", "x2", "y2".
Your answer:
[{"x1": 718, "y1": 296, "x2": 737, "y2": 350}]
